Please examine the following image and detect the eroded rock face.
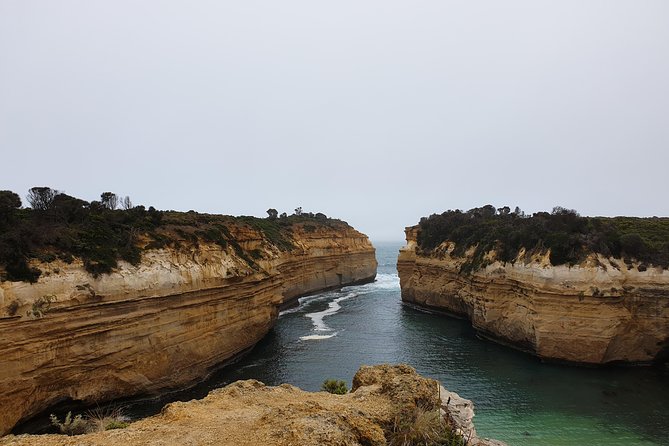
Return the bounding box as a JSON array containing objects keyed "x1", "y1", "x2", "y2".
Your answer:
[
  {"x1": 0, "y1": 224, "x2": 376, "y2": 435},
  {"x1": 0, "y1": 364, "x2": 504, "y2": 446},
  {"x1": 398, "y1": 227, "x2": 669, "y2": 365}
]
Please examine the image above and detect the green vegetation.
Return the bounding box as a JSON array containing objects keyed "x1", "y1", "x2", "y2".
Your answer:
[
  {"x1": 49, "y1": 412, "x2": 89, "y2": 436},
  {"x1": 29, "y1": 295, "x2": 55, "y2": 318},
  {"x1": 321, "y1": 379, "x2": 348, "y2": 395},
  {"x1": 417, "y1": 205, "x2": 669, "y2": 273},
  {"x1": 0, "y1": 188, "x2": 346, "y2": 282},
  {"x1": 50, "y1": 407, "x2": 130, "y2": 435}
]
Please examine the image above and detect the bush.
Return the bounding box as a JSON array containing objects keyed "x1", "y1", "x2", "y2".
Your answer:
[
  {"x1": 389, "y1": 406, "x2": 465, "y2": 446},
  {"x1": 29, "y1": 295, "x2": 55, "y2": 318},
  {"x1": 50, "y1": 412, "x2": 89, "y2": 436},
  {"x1": 49, "y1": 407, "x2": 130, "y2": 435},
  {"x1": 416, "y1": 206, "x2": 669, "y2": 272},
  {"x1": 321, "y1": 379, "x2": 348, "y2": 395},
  {"x1": 85, "y1": 406, "x2": 130, "y2": 432},
  {"x1": 0, "y1": 188, "x2": 353, "y2": 282}
]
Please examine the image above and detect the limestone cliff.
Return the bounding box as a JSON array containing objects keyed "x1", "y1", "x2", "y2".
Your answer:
[
  {"x1": 399, "y1": 226, "x2": 669, "y2": 365},
  {"x1": 0, "y1": 365, "x2": 505, "y2": 446},
  {"x1": 0, "y1": 221, "x2": 376, "y2": 435}
]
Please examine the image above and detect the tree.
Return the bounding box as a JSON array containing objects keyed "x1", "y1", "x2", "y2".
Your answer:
[
  {"x1": 266, "y1": 208, "x2": 278, "y2": 220},
  {"x1": 0, "y1": 190, "x2": 21, "y2": 225},
  {"x1": 27, "y1": 187, "x2": 57, "y2": 210},
  {"x1": 279, "y1": 212, "x2": 287, "y2": 219},
  {"x1": 51, "y1": 193, "x2": 89, "y2": 223},
  {"x1": 100, "y1": 192, "x2": 118, "y2": 210},
  {"x1": 620, "y1": 233, "x2": 645, "y2": 257},
  {"x1": 121, "y1": 196, "x2": 133, "y2": 210},
  {"x1": 294, "y1": 207, "x2": 303, "y2": 216}
]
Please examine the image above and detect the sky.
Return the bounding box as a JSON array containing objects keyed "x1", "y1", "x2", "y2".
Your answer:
[{"x1": 1, "y1": 1, "x2": 668, "y2": 241}]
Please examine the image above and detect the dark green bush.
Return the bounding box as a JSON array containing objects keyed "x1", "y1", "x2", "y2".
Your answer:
[
  {"x1": 321, "y1": 379, "x2": 348, "y2": 395},
  {"x1": 0, "y1": 189, "x2": 350, "y2": 282},
  {"x1": 417, "y1": 206, "x2": 669, "y2": 272}
]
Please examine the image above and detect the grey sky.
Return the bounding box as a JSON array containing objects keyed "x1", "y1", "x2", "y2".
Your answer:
[{"x1": 1, "y1": 1, "x2": 668, "y2": 241}]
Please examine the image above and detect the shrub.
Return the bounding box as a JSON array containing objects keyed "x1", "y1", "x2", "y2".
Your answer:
[
  {"x1": 50, "y1": 412, "x2": 89, "y2": 436},
  {"x1": 416, "y1": 206, "x2": 669, "y2": 272},
  {"x1": 0, "y1": 188, "x2": 351, "y2": 282},
  {"x1": 389, "y1": 406, "x2": 466, "y2": 446},
  {"x1": 29, "y1": 295, "x2": 55, "y2": 318},
  {"x1": 86, "y1": 406, "x2": 130, "y2": 432},
  {"x1": 49, "y1": 407, "x2": 130, "y2": 435},
  {"x1": 321, "y1": 379, "x2": 348, "y2": 395}
]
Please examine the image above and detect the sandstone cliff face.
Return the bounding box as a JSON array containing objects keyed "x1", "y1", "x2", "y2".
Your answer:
[
  {"x1": 0, "y1": 223, "x2": 376, "y2": 435},
  {"x1": 0, "y1": 365, "x2": 504, "y2": 446},
  {"x1": 398, "y1": 227, "x2": 669, "y2": 365}
]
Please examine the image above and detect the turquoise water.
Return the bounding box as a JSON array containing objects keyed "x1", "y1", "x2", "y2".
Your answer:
[{"x1": 125, "y1": 242, "x2": 669, "y2": 445}]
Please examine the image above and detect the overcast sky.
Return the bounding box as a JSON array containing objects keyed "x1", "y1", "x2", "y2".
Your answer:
[{"x1": 1, "y1": 1, "x2": 668, "y2": 241}]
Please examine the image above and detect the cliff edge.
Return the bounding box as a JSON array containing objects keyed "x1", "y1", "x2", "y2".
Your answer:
[
  {"x1": 0, "y1": 364, "x2": 505, "y2": 446},
  {"x1": 399, "y1": 224, "x2": 669, "y2": 365},
  {"x1": 0, "y1": 213, "x2": 376, "y2": 435}
]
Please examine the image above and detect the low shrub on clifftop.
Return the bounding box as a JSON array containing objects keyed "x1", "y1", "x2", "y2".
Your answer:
[
  {"x1": 417, "y1": 205, "x2": 669, "y2": 272},
  {"x1": 390, "y1": 406, "x2": 467, "y2": 446},
  {"x1": 321, "y1": 379, "x2": 348, "y2": 395},
  {"x1": 0, "y1": 187, "x2": 350, "y2": 282},
  {"x1": 49, "y1": 407, "x2": 130, "y2": 435}
]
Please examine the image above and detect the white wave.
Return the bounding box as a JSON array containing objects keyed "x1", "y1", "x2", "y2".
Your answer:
[
  {"x1": 279, "y1": 291, "x2": 340, "y2": 316},
  {"x1": 299, "y1": 333, "x2": 337, "y2": 341},
  {"x1": 372, "y1": 273, "x2": 400, "y2": 289},
  {"x1": 345, "y1": 273, "x2": 400, "y2": 294},
  {"x1": 305, "y1": 292, "x2": 357, "y2": 331},
  {"x1": 279, "y1": 306, "x2": 301, "y2": 316}
]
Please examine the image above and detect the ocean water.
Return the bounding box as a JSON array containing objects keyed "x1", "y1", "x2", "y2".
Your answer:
[{"x1": 104, "y1": 242, "x2": 669, "y2": 444}]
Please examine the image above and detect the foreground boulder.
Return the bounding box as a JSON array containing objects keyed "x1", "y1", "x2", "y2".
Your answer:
[{"x1": 0, "y1": 364, "x2": 504, "y2": 446}]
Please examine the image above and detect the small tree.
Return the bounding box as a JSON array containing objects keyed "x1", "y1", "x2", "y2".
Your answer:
[
  {"x1": 0, "y1": 190, "x2": 21, "y2": 224},
  {"x1": 620, "y1": 233, "x2": 645, "y2": 257},
  {"x1": 27, "y1": 187, "x2": 57, "y2": 210},
  {"x1": 121, "y1": 196, "x2": 133, "y2": 210},
  {"x1": 266, "y1": 208, "x2": 278, "y2": 220},
  {"x1": 100, "y1": 192, "x2": 118, "y2": 210},
  {"x1": 294, "y1": 207, "x2": 303, "y2": 216}
]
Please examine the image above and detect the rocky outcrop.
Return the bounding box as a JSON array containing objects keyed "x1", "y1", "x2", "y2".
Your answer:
[
  {"x1": 0, "y1": 222, "x2": 376, "y2": 435},
  {"x1": 399, "y1": 226, "x2": 669, "y2": 365},
  {"x1": 0, "y1": 364, "x2": 504, "y2": 446}
]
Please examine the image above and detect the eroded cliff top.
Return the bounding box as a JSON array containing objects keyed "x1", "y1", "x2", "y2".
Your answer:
[
  {"x1": 412, "y1": 205, "x2": 669, "y2": 273},
  {"x1": 0, "y1": 188, "x2": 365, "y2": 283},
  {"x1": 0, "y1": 364, "x2": 503, "y2": 446}
]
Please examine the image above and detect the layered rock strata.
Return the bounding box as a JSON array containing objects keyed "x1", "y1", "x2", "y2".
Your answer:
[
  {"x1": 0, "y1": 364, "x2": 504, "y2": 446},
  {"x1": 0, "y1": 223, "x2": 376, "y2": 435},
  {"x1": 399, "y1": 227, "x2": 669, "y2": 365}
]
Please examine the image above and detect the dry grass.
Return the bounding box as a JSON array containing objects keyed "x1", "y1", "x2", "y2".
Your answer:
[{"x1": 389, "y1": 406, "x2": 467, "y2": 446}]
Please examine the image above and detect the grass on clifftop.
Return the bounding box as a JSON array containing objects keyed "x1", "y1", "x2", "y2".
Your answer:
[
  {"x1": 0, "y1": 188, "x2": 348, "y2": 283},
  {"x1": 417, "y1": 205, "x2": 669, "y2": 273}
]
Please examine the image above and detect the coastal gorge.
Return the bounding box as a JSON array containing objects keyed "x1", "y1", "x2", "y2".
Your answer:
[
  {"x1": 398, "y1": 206, "x2": 669, "y2": 365},
  {"x1": 0, "y1": 191, "x2": 377, "y2": 435}
]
